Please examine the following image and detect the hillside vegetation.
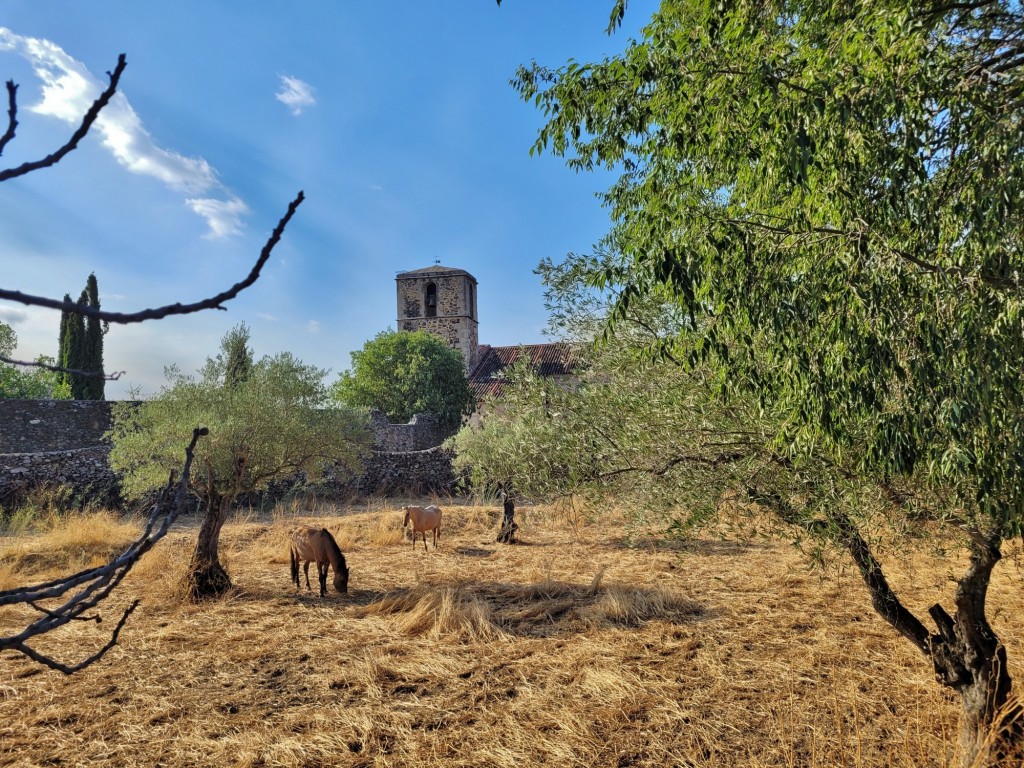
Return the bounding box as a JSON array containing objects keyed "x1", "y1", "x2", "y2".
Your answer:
[{"x1": 1, "y1": 501, "x2": 1021, "y2": 767}]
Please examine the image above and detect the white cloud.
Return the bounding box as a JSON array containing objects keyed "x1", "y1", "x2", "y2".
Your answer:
[
  {"x1": 306, "y1": 320, "x2": 321, "y2": 333},
  {"x1": 275, "y1": 75, "x2": 316, "y2": 116},
  {"x1": 0, "y1": 307, "x2": 30, "y2": 326},
  {"x1": 0, "y1": 27, "x2": 245, "y2": 238},
  {"x1": 185, "y1": 196, "x2": 249, "y2": 239},
  {"x1": 257, "y1": 312, "x2": 278, "y2": 322}
]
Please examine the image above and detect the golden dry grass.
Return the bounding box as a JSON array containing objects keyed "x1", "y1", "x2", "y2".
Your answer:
[{"x1": 0, "y1": 500, "x2": 1022, "y2": 767}]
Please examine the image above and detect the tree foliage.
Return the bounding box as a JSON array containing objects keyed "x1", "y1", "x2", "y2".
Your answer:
[
  {"x1": 332, "y1": 329, "x2": 475, "y2": 430},
  {"x1": 109, "y1": 331, "x2": 372, "y2": 598},
  {"x1": 507, "y1": 0, "x2": 1024, "y2": 757},
  {"x1": 82, "y1": 273, "x2": 106, "y2": 400},
  {"x1": 0, "y1": 321, "x2": 70, "y2": 399},
  {"x1": 58, "y1": 274, "x2": 105, "y2": 399},
  {"x1": 217, "y1": 321, "x2": 253, "y2": 389}
]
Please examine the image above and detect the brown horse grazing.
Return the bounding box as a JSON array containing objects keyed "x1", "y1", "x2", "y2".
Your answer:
[
  {"x1": 290, "y1": 526, "x2": 349, "y2": 597},
  {"x1": 403, "y1": 505, "x2": 442, "y2": 552}
]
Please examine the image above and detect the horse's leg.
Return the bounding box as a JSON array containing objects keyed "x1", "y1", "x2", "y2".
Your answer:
[
  {"x1": 421, "y1": 529, "x2": 428, "y2": 553},
  {"x1": 318, "y1": 562, "x2": 328, "y2": 597},
  {"x1": 303, "y1": 561, "x2": 312, "y2": 590},
  {"x1": 290, "y1": 547, "x2": 299, "y2": 589}
]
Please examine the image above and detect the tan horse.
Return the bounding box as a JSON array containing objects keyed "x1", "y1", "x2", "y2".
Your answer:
[
  {"x1": 290, "y1": 526, "x2": 349, "y2": 596},
  {"x1": 403, "y1": 505, "x2": 442, "y2": 552}
]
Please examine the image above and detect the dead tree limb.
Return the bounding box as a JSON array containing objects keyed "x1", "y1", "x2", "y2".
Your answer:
[
  {"x1": 0, "y1": 427, "x2": 208, "y2": 674},
  {"x1": 0, "y1": 80, "x2": 17, "y2": 156},
  {"x1": 0, "y1": 354, "x2": 124, "y2": 381},
  {"x1": 0, "y1": 190, "x2": 305, "y2": 323},
  {"x1": 0, "y1": 54, "x2": 126, "y2": 181}
]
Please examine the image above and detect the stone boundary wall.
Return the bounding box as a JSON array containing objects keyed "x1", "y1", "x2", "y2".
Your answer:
[
  {"x1": 0, "y1": 447, "x2": 121, "y2": 507},
  {"x1": 351, "y1": 448, "x2": 457, "y2": 496},
  {"x1": 0, "y1": 400, "x2": 135, "y2": 454},
  {"x1": 0, "y1": 400, "x2": 451, "y2": 454},
  {"x1": 0, "y1": 445, "x2": 458, "y2": 508}
]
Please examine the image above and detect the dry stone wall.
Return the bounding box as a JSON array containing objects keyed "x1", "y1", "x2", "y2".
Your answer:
[
  {"x1": 0, "y1": 400, "x2": 130, "y2": 454},
  {"x1": 0, "y1": 447, "x2": 121, "y2": 507},
  {"x1": 0, "y1": 400, "x2": 457, "y2": 507}
]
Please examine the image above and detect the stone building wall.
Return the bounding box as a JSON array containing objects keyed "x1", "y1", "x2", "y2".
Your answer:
[
  {"x1": 395, "y1": 267, "x2": 479, "y2": 371},
  {"x1": 369, "y1": 410, "x2": 454, "y2": 452}
]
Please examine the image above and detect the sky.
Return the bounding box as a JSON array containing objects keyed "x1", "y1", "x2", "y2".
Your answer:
[{"x1": 0, "y1": 1, "x2": 658, "y2": 398}]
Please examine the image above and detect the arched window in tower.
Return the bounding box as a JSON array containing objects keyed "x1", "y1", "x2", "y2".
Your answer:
[{"x1": 425, "y1": 283, "x2": 437, "y2": 317}]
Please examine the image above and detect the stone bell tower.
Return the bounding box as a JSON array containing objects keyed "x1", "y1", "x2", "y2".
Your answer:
[{"x1": 395, "y1": 265, "x2": 479, "y2": 372}]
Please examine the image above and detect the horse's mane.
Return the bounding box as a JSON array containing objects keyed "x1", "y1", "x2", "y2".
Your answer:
[{"x1": 321, "y1": 528, "x2": 347, "y2": 570}]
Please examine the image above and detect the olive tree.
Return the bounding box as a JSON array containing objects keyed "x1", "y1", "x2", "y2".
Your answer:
[
  {"x1": 502, "y1": 1, "x2": 1024, "y2": 759},
  {"x1": 109, "y1": 330, "x2": 372, "y2": 599}
]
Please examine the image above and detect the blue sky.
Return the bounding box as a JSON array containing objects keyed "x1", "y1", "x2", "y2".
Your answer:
[{"x1": 0, "y1": 1, "x2": 656, "y2": 398}]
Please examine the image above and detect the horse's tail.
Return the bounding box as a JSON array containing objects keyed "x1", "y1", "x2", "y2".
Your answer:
[{"x1": 289, "y1": 543, "x2": 299, "y2": 587}]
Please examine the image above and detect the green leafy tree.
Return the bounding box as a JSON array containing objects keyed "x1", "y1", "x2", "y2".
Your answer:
[
  {"x1": 511, "y1": 1, "x2": 1024, "y2": 757},
  {"x1": 332, "y1": 329, "x2": 475, "y2": 430},
  {"x1": 109, "y1": 330, "x2": 373, "y2": 599},
  {"x1": 0, "y1": 321, "x2": 67, "y2": 399},
  {"x1": 0, "y1": 321, "x2": 70, "y2": 399}
]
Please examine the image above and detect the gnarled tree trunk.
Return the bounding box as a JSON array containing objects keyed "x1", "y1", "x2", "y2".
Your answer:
[
  {"x1": 836, "y1": 514, "x2": 1019, "y2": 765},
  {"x1": 928, "y1": 539, "x2": 1018, "y2": 765},
  {"x1": 187, "y1": 490, "x2": 233, "y2": 599},
  {"x1": 186, "y1": 453, "x2": 248, "y2": 600}
]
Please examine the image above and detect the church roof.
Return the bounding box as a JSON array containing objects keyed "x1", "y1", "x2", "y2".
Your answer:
[
  {"x1": 468, "y1": 342, "x2": 582, "y2": 398},
  {"x1": 396, "y1": 265, "x2": 475, "y2": 280}
]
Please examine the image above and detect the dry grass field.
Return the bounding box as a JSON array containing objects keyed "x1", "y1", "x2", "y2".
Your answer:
[{"x1": 1, "y1": 499, "x2": 1022, "y2": 767}]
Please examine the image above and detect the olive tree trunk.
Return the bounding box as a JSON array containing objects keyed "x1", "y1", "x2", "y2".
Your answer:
[
  {"x1": 836, "y1": 515, "x2": 1019, "y2": 765},
  {"x1": 186, "y1": 489, "x2": 233, "y2": 600}
]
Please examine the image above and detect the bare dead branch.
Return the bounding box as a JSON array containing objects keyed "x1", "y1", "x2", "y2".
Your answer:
[
  {"x1": 0, "y1": 354, "x2": 124, "y2": 381},
  {"x1": 0, "y1": 55, "x2": 126, "y2": 182},
  {"x1": 0, "y1": 427, "x2": 208, "y2": 674},
  {"x1": 0, "y1": 191, "x2": 305, "y2": 324},
  {"x1": 0, "y1": 80, "x2": 17, "y2": 156}
]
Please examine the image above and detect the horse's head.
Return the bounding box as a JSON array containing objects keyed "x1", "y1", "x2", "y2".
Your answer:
[{"x1": 334, "y1": 564, "x2": 349, "y2": 594}]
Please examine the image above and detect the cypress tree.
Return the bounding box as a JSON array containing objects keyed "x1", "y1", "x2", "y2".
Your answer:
[
  {"x1": 83, "y1": 273, "x2": 105, "y2": 400},
  {"x1": 57, "y1": 293, "x2": 71, "y2": 369},
  {"x1": 65, "y1": 290, "x2": 89, "y2": 400}
]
